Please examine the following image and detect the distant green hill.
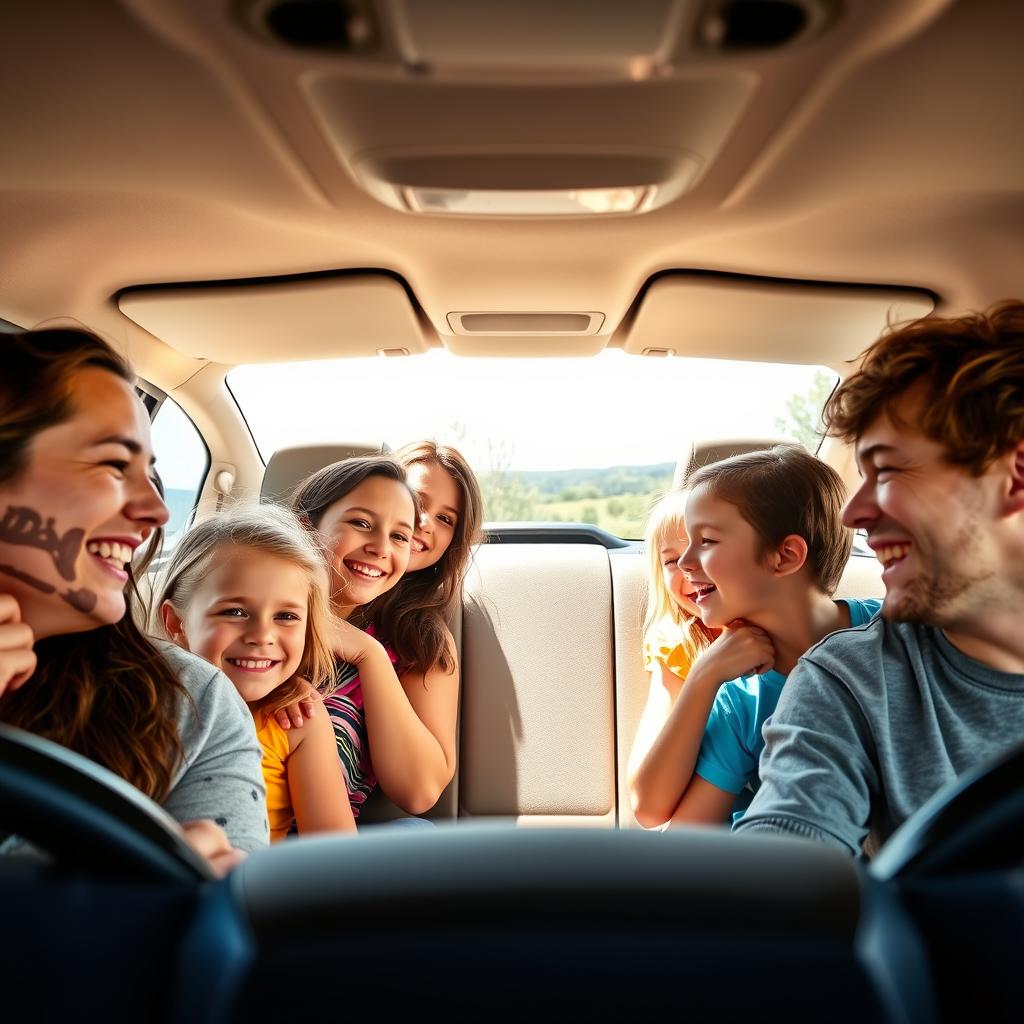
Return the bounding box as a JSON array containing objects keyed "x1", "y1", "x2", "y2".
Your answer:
[
  {"x1": 515, "y1": 462, "x2": 674, "y2": 501},
  {"x1": 479, "y1": 462, "x2": 675, "y2": 538}
]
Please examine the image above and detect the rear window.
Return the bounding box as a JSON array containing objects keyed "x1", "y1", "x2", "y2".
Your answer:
[{"x1": 229, "y1": 352, "x2": 836, "y2": 539}]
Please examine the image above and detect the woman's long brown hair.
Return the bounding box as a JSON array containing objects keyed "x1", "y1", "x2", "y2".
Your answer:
[
  {"x1": 362, "y1": 441, "x2": 484, "y2": 676},
  {"x1": 0, "y1": 328, "x2": 186, "y2": 802}
]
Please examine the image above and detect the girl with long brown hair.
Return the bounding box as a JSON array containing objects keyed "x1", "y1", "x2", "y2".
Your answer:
[
  {"x1": 0, "y1": 327, "x2": 266, "y2": 872},
  {"x1": 283, "y1": 442, "x2": 482, "y2": 819}
]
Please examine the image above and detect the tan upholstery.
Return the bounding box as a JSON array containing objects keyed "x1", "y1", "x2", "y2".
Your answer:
[
  {"x1": 458, "y1": 544, "x2": 616, "y2": 825},
  {"x1": 610, "y1": 551, "x2": 650, "y2": 829},
  {"x1": 260, "y1": 443, "x2": 389, "y2": 502}
]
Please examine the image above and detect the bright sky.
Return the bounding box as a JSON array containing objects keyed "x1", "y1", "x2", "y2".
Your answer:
[{"x1": 218, "y1": 350, "x2": 832, "y2": 476}]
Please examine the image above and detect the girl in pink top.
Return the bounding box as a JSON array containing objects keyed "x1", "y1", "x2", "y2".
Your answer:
[{"x1": 283, "y1": 446, "x2": 482, "y2": 819}]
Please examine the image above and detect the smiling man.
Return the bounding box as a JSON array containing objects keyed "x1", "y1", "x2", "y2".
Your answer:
[{"x1": 734, "y1": 301, "x2": 1024, "y2": 854}]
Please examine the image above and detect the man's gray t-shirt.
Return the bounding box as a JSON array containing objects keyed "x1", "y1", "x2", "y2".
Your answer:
[
  {"x1": 160, "y1": 642, "x2": 268, "y2": 853},
  {"x1": 733, "y1": 617, "x2": 1024, "y2": 855}
]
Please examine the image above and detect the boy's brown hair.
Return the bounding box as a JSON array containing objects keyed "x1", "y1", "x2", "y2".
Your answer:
[
  {"x1": 687, "y1": 444, "x2": 851, "y2": 595},
  {"x1": 824, "y1": 300, "x2": 1024, "y2": 474}
]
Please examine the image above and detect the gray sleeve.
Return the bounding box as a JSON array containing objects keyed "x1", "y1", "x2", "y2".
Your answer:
[
  {"x1": 164, "y1": 666, "x2": 269, "y2": 854},
  {"x1": 732, "y1": 657, "x2": 879, "y2": 856}
]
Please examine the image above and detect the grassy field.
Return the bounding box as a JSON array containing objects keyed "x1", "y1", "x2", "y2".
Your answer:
[{"x1": 534, "y1": 489, "x2": 665, "y2": 539}]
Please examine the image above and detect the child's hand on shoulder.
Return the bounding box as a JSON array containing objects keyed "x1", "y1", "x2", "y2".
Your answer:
[
  {"x1": 273, "y1": 676, "x2": 323, "y2": 731},
  {"x1": 692, "y1": 620, "x2": 775, "y2": 683}
]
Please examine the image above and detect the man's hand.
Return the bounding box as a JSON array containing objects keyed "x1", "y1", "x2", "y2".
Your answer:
[{"x1": 0, "y1": 594, "x2": 36, "y2": 698}]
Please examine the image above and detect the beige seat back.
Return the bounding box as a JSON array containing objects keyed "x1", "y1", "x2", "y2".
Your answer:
[
  {"x1": 673, "y1": 437, "x2": 782, "y2": 487},
  {"x1": 458, "y1": 544, "x2": 617, "y2": 826},
  {"x1": 260, "y1": 442, "x2": 389, "y2": 502}
]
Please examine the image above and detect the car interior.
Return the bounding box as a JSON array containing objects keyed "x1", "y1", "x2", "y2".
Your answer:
[{"x1": 2, "y1": 1, "x2": 1023, "y2": 1020}]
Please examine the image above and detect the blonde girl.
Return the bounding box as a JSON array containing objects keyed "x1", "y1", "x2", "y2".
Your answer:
[
  {"x1": 158, "y1": 505, "x2": 356, "y2": 841},
  {"x1": 628, "y1": 490, "x2": 719, "y2": 827}
]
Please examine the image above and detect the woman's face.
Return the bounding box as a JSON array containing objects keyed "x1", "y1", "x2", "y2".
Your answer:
[
  {"x1": 0, "y1": 367, "x2": 168, "y2": 639},
  {"x1": 406, "y1": 460, "x2": 463, "y2": 573},
  {"x1": 317, "y1": 475, "x2": 416, "y2": 617}
]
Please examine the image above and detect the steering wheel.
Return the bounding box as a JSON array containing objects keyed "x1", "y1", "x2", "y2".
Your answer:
[
  {"x1": 0, "y1": 722, "x2": 212, "y2": 882},
  {"x1": 870, "y1": 739, "x2": 1024, "y2": 879}
]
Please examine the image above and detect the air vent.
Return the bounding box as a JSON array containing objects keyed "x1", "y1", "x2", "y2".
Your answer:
[
  {"x1": 448, "y1": 312, "x2": 605, "y2": 336},
  {"x1": 698, "y1": 0, "x2": 838, "y2": 51},
  {"x1": 244, "y1": 0, "x2": 378, "y2": 53}
]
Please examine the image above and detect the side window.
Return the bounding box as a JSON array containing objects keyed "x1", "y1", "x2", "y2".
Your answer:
[{"x1": 150, "y1": 397, "x2": 210, "y2": 550}]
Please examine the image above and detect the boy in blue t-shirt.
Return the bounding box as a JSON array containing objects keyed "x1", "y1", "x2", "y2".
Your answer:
[
  {"x1": 694, "y1": 596, "x2": 880, "y2": 823},
  {"x1": 634, "y1": 443, "x2": 879, "y2": 829}
]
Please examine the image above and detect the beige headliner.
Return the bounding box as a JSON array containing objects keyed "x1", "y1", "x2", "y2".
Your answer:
[{"x1": 0, "y1": 1, "x2": 1020, "y2": 394}]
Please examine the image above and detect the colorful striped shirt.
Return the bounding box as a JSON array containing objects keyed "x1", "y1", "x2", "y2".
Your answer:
[{"x1": 323, "y1": 624, "x2": 400, "y2": 818}]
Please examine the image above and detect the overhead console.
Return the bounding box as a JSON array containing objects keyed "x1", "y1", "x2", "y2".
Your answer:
[{"x1": 133, "y1": 0, "x2": 876, "y2": 221}]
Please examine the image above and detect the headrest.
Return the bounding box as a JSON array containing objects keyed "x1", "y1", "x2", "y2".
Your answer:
[
  {"x1": 673, "y1": 438, "x2": 782, "y2": 488},
  {"x1": 261, "y1": 443, "x2": 390, "y2": 502}
]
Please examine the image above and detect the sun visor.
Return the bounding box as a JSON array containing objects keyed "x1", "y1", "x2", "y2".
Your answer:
[
  {"x1": 621, "y1": 277, "x2": 935, "y2": 364},
  {"x1": 119, "y1": 274, "x2": 431, "y2": 363}
]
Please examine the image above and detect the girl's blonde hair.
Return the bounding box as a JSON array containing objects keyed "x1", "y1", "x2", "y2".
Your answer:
[
  {"x1": 156, "y1": 504, "x2": 337, "y2": 716},
  {"x1": 641, "y1": 490, "x2": 717, "y2": 660}
]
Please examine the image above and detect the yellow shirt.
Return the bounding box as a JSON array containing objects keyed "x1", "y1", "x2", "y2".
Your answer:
[
  {"x1": 642, "y1": 617, "x2": 696, "y2": 681},
  {"x1": 255, "y1": 713, "x2": 293, "y2": 843}
]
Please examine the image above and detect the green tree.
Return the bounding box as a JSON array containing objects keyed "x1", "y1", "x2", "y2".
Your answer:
[
  {"x1": 774, "y1": 370, "x2": 836, "y2": 452},
  {"x1": 580, "y1": 504, "x2": 600, "y2": 525},
  {"x1": 477, "y1": 438, "x2": 539, "y2": 521}
]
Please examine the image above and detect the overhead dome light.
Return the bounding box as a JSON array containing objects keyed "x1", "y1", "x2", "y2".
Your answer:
[
  {"x1": 403, "y1": 185, "x2": 653, "y2": 216},
  {"x1": 349, "y1": 150, "x2": 700, "y2": 216}
]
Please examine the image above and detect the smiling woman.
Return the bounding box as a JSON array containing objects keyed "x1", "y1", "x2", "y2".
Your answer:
[{"x1": 0, "y1": 328, "x2": 267, "y2": 873}]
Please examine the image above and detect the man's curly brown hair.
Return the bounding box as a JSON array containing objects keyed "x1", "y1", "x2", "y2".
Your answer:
[{"x1": 823, "y1": 300, "x2": 1024, "y2": 475}]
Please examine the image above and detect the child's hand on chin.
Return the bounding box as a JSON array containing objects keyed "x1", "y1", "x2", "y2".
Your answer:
[{"x1": 698, "y1": 620, "x2": 776, "y2": 680}]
